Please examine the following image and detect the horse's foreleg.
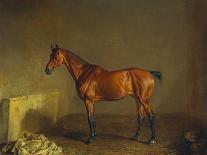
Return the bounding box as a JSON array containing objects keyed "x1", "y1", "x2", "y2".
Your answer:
[
  {"x1": 85, "y1": 99, "x2": 96, "y2": 144},
  {"x1": 132, "y1": 97, "x2": 144, "y2": 141},
  {"x1": 92, "y1": 117, "x2": 97, "y2": 137}
]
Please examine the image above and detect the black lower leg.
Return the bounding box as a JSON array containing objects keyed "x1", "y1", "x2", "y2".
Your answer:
[
  {"x1": 88, "y1": 117, "x2": 96, "y2": 139},
  {"x1": 92, "y1": 118, "x2": 97, "y2": 137},
  {"x1": 86, "y1": 117, "x2": 96, "y2": 144},
  {"x1": 148, "y1": 114, "x2": 155, "y2": 143},
  {"x1": 132, "y1": 117, "x2": 144, "y2": 140}
]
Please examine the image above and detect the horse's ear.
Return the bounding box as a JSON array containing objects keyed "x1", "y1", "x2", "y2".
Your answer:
[
  {"x1": 55, "y1": 44, "x2": 59, "y2": 49},
  {"x1": 51, "y1": 44, "x2": 54, "y2": 51}
]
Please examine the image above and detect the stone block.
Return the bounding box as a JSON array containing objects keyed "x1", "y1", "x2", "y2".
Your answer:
[{"x1": 0, "y1": 92, "x2": 60, "y2": 143}]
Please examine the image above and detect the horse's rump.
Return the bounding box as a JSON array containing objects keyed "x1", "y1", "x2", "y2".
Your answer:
[{"x1": 129, "y1": 68, "x2": 155, "y2": 100}]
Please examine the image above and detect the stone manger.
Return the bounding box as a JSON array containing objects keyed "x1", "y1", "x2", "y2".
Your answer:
[{"x1": 0, "y1": 92, "x2": 60, "y2": 144}]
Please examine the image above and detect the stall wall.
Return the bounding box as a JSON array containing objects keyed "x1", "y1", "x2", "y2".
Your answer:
[{"x1": 0, "y1": 0, "x2": 206, "y2": 118}]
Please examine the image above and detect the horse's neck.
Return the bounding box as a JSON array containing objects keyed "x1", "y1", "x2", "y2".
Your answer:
[{"x1": 63, "y1": 50, "x2": 88, "y2": 81}]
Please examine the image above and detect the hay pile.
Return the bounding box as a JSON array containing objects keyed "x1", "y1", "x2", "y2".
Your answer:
[{"x1": 2, "y1": 133, "x2": 62, "y2": 155}]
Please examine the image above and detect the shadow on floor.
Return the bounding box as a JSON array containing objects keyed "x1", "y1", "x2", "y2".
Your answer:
[{"x1": 48, "y1": 113, "x2": 207, "y2": 155}]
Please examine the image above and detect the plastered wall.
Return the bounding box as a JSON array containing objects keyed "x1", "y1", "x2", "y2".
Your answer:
[{"x1": 0, "y1": 0, "x2": 206, "y2": 118}]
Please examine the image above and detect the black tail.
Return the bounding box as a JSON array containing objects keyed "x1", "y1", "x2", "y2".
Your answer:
[{"x1": 150, "y1": 71, "x2": 162, "y2": 80}]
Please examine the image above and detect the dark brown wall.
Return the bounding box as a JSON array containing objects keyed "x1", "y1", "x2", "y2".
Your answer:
[
  {"x1": 0, "y1": 0, "x2": 206, "y2": 118},
  {"x1": 187, "y1": 0, "x2": 207, "y2": 118}
]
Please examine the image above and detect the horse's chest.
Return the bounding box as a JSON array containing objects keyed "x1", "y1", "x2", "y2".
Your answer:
[{"x1": 76, "y1": 76, "x2": 96, "y2": 100}]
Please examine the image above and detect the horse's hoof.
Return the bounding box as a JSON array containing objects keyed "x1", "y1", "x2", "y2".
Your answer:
[
  {"x1": 85, "y1": 138, "x2": 93, "y2": 145},
  {"x1": 131, "y1": 134, "x2": 139, "y2": 141},
  {"x1": 85, "y1": 137, "x2": 95, "y2": 145},
  {"x1": 148, "y1": 138, "x2": 155, "y2": 144}
]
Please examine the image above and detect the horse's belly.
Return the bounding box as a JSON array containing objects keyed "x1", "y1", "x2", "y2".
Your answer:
[
  {"x1": 102, "y1": 86, "x2": 132, "y2": 100},
  {"x1": 96, "y1": 72, "x2": 133, "y2": 100}
]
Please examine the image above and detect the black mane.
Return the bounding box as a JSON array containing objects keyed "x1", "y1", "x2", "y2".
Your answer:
[{"x1": 61, "y1": 48, "x2": 89, "y2": 65}]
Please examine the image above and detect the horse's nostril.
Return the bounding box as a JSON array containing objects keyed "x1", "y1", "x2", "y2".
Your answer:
[
  {"x1": 45, "y1": 67, "x2": 53, "y2": 75},
  {"x1": 45, "y1": 67, "x2": 50, "y2": 74}
]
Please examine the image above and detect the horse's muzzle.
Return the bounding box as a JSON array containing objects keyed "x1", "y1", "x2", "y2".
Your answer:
[{"x1": 45, "y1": 67, "x2": 54, "y2": 75}]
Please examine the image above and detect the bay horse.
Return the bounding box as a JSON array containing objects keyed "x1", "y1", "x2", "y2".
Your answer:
[{"x1": 45, "y1": 44, "x2": 161, "y2": 144}]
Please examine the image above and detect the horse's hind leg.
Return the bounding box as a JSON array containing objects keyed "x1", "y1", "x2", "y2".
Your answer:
[
  {"x1": 132, "y1": 97, "x2": 144, "y2": 141},
  {"x1": 142, "y1": 99, "x2": 156, "y2": 144}
]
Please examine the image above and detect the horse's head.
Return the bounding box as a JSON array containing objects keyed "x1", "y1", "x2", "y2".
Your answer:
[{"x1": 45, "y1": 44, "x2": 65, "y2": 75}]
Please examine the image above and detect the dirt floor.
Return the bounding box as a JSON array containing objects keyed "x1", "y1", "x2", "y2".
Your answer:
[{"x1": 45, "y1": 113, "x2": 207, "y2": 155}]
